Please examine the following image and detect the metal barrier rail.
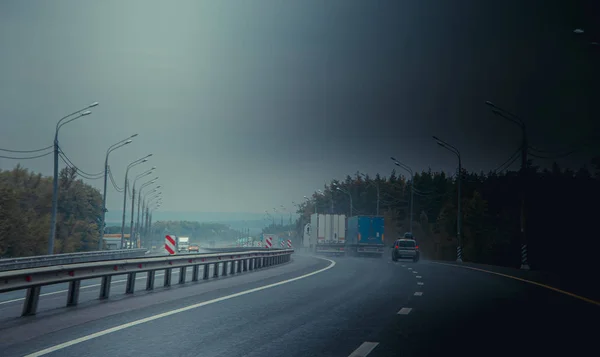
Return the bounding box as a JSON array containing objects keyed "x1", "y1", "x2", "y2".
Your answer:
[
  {"x1": 0, "y1": 249, "x2": 148, "y2": 272},
  {"x1": 0, "y1": 249, "x2": 294, "y2": 316}
]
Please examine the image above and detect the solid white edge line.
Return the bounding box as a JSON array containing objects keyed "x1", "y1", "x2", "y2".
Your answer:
[
  {"x1": 0, "y1": 271, "x2": 176, "y2": 306},
  {"x1": 348, "y1": 341, "x2": 379, "y2": 357},
  {"x1": 397, "y1": 307, "x2": 412, "y2": 315},
  {"x1": 24, "y1": 258, "x2": 336, "y2": 357}
]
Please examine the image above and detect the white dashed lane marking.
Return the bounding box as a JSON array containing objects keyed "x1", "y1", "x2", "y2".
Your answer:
[
  {"x1": 414, "y1": 292, "x2": 423, "y2": 296},
  {"x1": 348, "y1": 342, "x2": 379, "y2": 357},
  {"x1": 397, "y1": 307, "x2": 412, "y2": 315},
  {"x1": 417, "y1": 282, "x2": 424, "y2": 285},
  {"x1": 416, "y1": 276, "x2": 422, "y2": 279}
]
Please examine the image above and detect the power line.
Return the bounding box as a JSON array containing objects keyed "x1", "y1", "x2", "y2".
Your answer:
[
  {"x1": 0, "y1": 151, "x2": 53, "y2": 160},
  {"x1": 57, "y1": 146, "x2": 104, "y2": 178},
  {"x1": 493, "y1": 146, "x2": 522, "y2": 173},
  {"x1": 0, "y1": 145, "x2": 53, "y2": 153},
  {"x1": 58, "y1": 153, "x2": 103, "y2": 180},
  {"x1": 107, "y1": 166, "x2": 124, "y2": 192}
]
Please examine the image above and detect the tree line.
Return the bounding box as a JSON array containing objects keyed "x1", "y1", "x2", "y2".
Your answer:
[
  {"x1": 0, "y1": 165, "x2": 102, "y2": 258},
  {"x1": 295, "y1": 159, "x2": 600, "y2": 276}
]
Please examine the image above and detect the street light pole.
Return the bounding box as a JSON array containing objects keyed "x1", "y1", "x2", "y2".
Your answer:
[
  {"x1": 137, "y1": 181, "x2": 159, "y2": 246},
  {"x1": 390, "y1": 158, "x2": 414, "y2": 233},
  {"x1": 431, "y1": 137, "x2": 463, "y2": 263},
  {"x1": 120, "y1": 155, "x2": 152, "y2": 248},
  {"x1": 485, "y1": 101, "x2": 530, "y2": 270},
  {"x1": 48, "y1": 102, "x2": 98, "y2": 255},
  {"x1": 129, "y1": 168, "x2": 155, "y2": 248},
  {"x1": 335, "y1": 187, "x2": 353, "y2": 216},
  {"x1": 99, "y1": 134, "x2": 137, "y2": 250}
]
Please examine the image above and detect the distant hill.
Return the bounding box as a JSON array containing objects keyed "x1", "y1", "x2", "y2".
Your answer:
[{"x1": 104, "y1": 210, "x2": 298, "y2": 235}]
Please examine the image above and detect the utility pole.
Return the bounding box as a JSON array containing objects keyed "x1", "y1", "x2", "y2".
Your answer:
[{"x1": 485, "y1": 101, "x2": 529, "y2": 270}]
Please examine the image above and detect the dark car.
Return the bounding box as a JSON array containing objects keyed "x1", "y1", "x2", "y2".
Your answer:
[{"x1": 392, "y1": 238, "x2": 419, "y2": 262}]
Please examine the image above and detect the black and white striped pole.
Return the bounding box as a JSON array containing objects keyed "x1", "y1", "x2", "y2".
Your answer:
[{"x1": 485, "y1": 101, "x2": 530, "y2": 270}]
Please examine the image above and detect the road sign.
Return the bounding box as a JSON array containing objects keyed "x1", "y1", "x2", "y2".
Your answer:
[{"x1": 165, "y1": 235, "x2": 176, "y2": 255}]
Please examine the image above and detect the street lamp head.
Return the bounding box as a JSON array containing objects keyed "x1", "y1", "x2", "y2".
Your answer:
[
  {"x1": 142, "y1": 159, "x2": 148, "y2": 163},
  {"x1": 81, "y1": 110, "x2": 92, "y2": 116},
  {"x1": 431, "y1": 136, "x2": 440, "y2": 141},
  {"x1": 125, "y1": 140, "x2": 132, "y2": 144},
  {"x1": 436, "y1": 142, "x2": 445, "y2": 147},
  {"x1": 130, "y1": 134, "x2": 138, "y2": 138},
  {"x1": 155, "y1": 185, "x2": 161, "y2": 189},
  {"x1": 390, "y1": 156, "x2": 397, "y2": 161},
  {"x1": 394, "y1": 162, "x2": 400, "y2": 166},
  {"x1": 88, "y1": 102, "x2": 99, "y2": 108},
  {"x1": 150, "y1": 166, "x2": 156, "y2": 170}
]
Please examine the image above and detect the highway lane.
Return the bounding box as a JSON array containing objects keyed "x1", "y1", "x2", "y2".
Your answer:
[{"x1": 1, "y1": 254, "x2": 598, "y2": 357}]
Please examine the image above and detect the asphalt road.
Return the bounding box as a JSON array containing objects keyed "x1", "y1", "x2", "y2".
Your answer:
[{"x1": 0, "y1": 253, "x2": 597, "y2": 357}]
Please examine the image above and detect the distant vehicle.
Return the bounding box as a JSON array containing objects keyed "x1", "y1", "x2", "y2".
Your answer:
[
  {"x1": 177, "y1": 237, "x2": 190, "y2": 253},
  {"x1": 392, "y1": 239, "x2": 419, "y2": 262},
  {"x1": 310, "y1": 214, "x2": 346, "y2": 255},
  {"x1": 188, "y1": 244, "x2": 200, "y2": 253},
  {"x1": 346, "y1": 216, "x2": 385, "y2": 257}
]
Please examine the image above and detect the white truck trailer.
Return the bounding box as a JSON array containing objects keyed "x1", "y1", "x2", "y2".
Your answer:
[{"x1": 310, "y1": 213, "x2": 346, "y2": 255}]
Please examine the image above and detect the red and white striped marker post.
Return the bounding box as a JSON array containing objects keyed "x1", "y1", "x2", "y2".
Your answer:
[
  {"x1": 286, "y1": 239, "x2": 292, "y2": 248},
  {"x1": 165, "y1": 235, "x2": 176, "y2": 255},
  {"x1": 280, "y1": 241, "x2": 285, "y2": 248},
  {"x1": 265, "y1": 236, "x2": 273, "y2": 249}
]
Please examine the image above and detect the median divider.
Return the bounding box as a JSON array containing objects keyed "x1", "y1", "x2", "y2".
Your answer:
[{"x1": 0, "y1": 248, "x2": 294, "y2": 316}]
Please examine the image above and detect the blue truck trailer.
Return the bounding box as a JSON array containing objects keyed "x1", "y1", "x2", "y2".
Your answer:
[{"x1": 346, "y1": 216, "x2": 385, "y2": 257}]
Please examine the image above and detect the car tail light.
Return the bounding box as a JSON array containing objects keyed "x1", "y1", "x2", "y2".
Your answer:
[
  {"x1": 395, "y1": 245, "x2": 399, "y2": 249},
  {"x1": 415, "y1": 245, "x2": 419, "y2": 250}
]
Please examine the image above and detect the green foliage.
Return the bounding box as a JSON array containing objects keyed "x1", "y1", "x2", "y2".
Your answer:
[{"x1": 0, "y1": 165, "x2": 102, "y2": 258}]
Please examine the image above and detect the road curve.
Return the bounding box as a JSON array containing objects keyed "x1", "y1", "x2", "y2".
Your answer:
[{"x1": 0, "y1": 254, "x2": 597, "y2": 357}]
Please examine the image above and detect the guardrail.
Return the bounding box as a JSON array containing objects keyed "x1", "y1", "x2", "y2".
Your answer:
[
  {"x1": 0, "y1": 249, "x2": 294, "y2": 316},
  {"x1": 0, "y1": 249, "x2": 148, "y2": 272}
]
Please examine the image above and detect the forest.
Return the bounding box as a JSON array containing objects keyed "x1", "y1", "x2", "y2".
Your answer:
[
  {"x1": 0, "y1": 165, "x2": 102, "y2": 257},
  {"x1": 294, "y1": 158, "x2": 600, "y2": 276}
]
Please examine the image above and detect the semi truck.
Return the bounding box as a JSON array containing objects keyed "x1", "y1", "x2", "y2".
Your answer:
[
  {"x1": 310, "y1": 213, "x2": 346, "y2": 255},
  {"x1": 346, "y1": 216, "x2": 385, "y2": 257},
  {"x1": 177, "y1": 236, "x2": 190, "y2": 252}
]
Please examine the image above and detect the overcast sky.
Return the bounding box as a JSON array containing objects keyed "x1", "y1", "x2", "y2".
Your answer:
[{"x1": 0, "y1": 0, "x2": 598, "y2": 215}]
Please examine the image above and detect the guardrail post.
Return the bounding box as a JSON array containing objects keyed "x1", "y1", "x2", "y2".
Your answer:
[
  {"x1": 222, "y1": 261, "x2": 228, "y2": 276},
  {"x1": 192, "y1": 265, "x2": 199, "y2": 282},
  {"x1": 22, "y1": 286, "x2": 41, "y2": 316},
  {"x1": 146, "y1": 270, "x2": 155, "y2": 290},
  {"x1": 237, "y1": 260, "x2": 242, "y2": 273},
  {"x1": 213, "y1": 263, "x2": 219, "y2": 278},
  {"x1": 99, "y1": 276, "x2": 111, "y2": 300},
  {"x1": 203, "y1": 264, "x2": 209, "y2": 280},
  {"x1": 126, "y1": 272, "x2": 136, "y2": 294},
  {"x1": 249, "y1": 258, "x2": 253, "y2": 270},
  {"x1": 179, "y1": 267, "x2": 186, "y2": 284},
  {"x1": 67, "y1": 280, "x2": 81, "y2": 306},
  {"x1": 243, "y1": 259, "x2": 248, "y2": 271},
  {"x1": 164, "y1": 268, "x2": 172, "y2": 287},
  {"x1": 230, "y1": 260, "x2": 235, "y2": 275}
]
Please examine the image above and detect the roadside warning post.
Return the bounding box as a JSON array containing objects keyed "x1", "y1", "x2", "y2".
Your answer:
[{"x1": 165, "y1": 235, "x2": 176, "y2": 255}]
